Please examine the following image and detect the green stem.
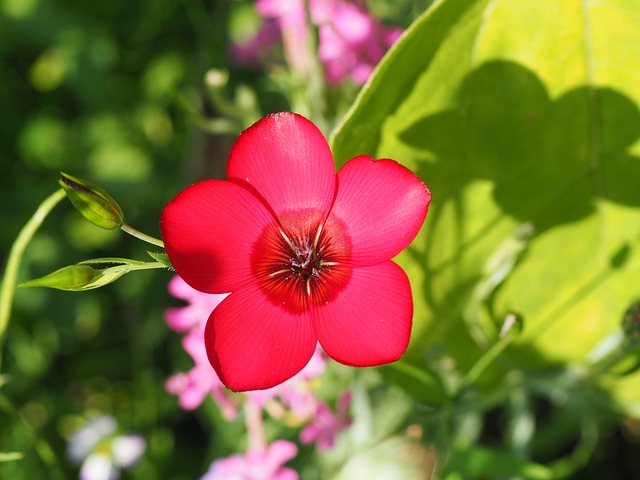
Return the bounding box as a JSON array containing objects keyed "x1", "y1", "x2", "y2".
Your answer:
[
  {"x1": 548, "y1": 419, "x2": 598, "y2": 478},
  {"x1": 120, "y1": 224, "x2": 165, "y2": 248},
  {"x1": 0, "y1": 188, "x2": 66, "y2": 368},
  {"x1": 459, "y1": 333, "x2": 514, "y2": 392}
]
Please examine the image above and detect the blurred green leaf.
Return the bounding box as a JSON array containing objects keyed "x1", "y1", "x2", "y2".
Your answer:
[
  {"x1": 331, "y1": 0, "x2": 640, "y2": 403},
  {"x1": 445, "y1": 446, "x2": 553, "y2": 479},
  {"x1": 380, "y1": 360, "x2": 449, "y2": 406},
  {"x1": 28, "y1": 46, "x2": 73, "y2": 91},
  {"x1": 19, "y1": 115, "x2": 69, "y2": 169},
  {"x1": 0, "y1": 452, "x2": 24, "y2": 463}
]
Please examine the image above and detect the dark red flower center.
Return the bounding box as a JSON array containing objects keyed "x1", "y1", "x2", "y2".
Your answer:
[{"x1": 253, "y1": 210, "x2": 351, "y2": 313}]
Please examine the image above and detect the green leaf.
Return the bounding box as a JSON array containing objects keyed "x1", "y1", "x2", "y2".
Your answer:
[
  {"x1": 331, "y1": 0, "x2": 640, "y2": 405},
  {"x1": 147, "y1": 251, "x2": 173, "y2": 269},
  {"x1": 0, "y1": 452, "x2": 25, "y2": 463},
  {"x1": 59, "y1": 172, "x2": 124, "y2": 229},
  {"x1": 446, "y1": 446, "x2": 553, "y2": 479}
]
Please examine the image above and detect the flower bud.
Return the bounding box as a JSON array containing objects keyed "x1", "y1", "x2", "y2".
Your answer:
[
  {"x1": 59, "y1": 172, "x2": 124, "y2": 230},
  {"x1": 19, "y1": 264, "x2": 100, "y2": 291}
]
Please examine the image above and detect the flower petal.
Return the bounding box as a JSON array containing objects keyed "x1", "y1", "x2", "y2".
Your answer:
[
  {"x1": 313, "y1": 261, "x2": 412, "y2": 366},
  {"x1": 160, "y1": 180, "x2": 274, "y2": 293},
  {"x1": 227, "y1": 112, "x2": 336, "y2": 217},
  {"x1": 328, "y1": 155, "x2": 431, "y2": 265},
  {"x1": 205, "y1": 282, "x2": 317, "y2": 391}
]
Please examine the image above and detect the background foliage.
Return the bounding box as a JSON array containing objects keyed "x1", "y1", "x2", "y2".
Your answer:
[
  {"x1": 3, "y1": 0, "x2": 640, "y2": 478},
  {"x1": 1, "y1": 0, "x2": 252, "y2": 478}
]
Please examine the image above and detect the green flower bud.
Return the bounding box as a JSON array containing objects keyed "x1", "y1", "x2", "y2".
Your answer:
[
  {"x1": 59, "y1": 172, "x2": 124, "y2": 230},
  {"x1": 19, "y1": 261, "x2": 134, "y2": 291},
  {"x1": 19, "y1": 264, "x2": 100, "y2": 291}
]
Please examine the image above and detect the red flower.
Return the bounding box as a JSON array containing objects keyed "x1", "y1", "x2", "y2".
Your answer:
[{"x1": 160, "y1": 112, "x2": 431, "y2": 391}]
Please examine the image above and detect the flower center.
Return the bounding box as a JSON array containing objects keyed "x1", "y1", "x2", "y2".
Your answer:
[
  {"x1": 252, "y1": 210, "x2": 351, "y2": 313},
  {"x1": 280, "y1": 225, "x2": 333, "y2": 288}
]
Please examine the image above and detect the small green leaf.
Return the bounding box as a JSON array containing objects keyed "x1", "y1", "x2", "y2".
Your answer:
[
  {"x1": 59, "y1": 172, "x2": 124, "y2": 230},
  {"x1": 147, "y1": 251, "x2": 173, "y2": 269}
]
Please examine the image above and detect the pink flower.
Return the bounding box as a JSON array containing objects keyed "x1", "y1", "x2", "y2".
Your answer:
[
  {"x1": 164, "y1": 276, "x2": 237, "y2": 417},
  {"x1": 231, "y1": 18, "x2": 282, "y2": 67},
  {"x1": 201, "y1": 440, "x2": 298, "y2": 480},
  {"x1": 314, "y1": 0, "x2": 403, "y2": 85},
  {"x1": 165, "y1": 326, "x2": 237, "y2": 417},
  {"x1": 243, "y1": 0, "x2": 403, "y2": 85},
  {"x1": 300, "y1": 392, "x2": 351, "y2": 450},
  {"x1": 160, "y1": 112, "x2": 431, "y2": 392},
  {"x1": 166, "y1": 275, "x2": 228, "y2": 333},
  {"x1": 246, "y1": 345, "x2": 326, "y2": 416}
]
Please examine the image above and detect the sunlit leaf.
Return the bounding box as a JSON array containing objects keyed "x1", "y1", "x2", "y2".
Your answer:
[{"x1": 331, "y1": 0, "x2": 640, "y2": 406}]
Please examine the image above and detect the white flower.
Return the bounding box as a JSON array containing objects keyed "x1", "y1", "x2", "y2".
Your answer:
[{"x1": 67, "y1": 415, "x2": 146, "y2": 480}]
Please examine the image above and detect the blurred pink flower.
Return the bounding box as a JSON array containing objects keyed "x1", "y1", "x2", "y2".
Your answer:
[
  {"x1": 165, "y1": 275, "x2": 228, "y2": 333},
  {"x1": 314, "y1": 0, "x2": 403, "y2": 85},
  {"x1": 201, "y1": 440, "x2": 298, "y2": 480},
  {"x1": 165, "y1": 276, "x2": 237, "y2": 418},
  {"x1": 238, "y1": 0, "x2": 403, "y2": 85},
  {"x1": 300, "y1": 392, "x2": 352, "y2": 451},
  {"x1": 231, "y1": 18, "x2": 282, "y2": 67},
  {"x1": 246, "y1": 344, "x2": 326, "y2": 417},
  {"x1": 165, "y1": 326, "x2": 238, "y2": 418}
]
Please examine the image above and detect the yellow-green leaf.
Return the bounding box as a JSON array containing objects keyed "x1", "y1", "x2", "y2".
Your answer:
[{"x1": 331, "y1": 0, "x2": 640, "y2": 408}]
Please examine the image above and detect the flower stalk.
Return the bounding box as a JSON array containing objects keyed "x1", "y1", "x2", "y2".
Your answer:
[
  {"x1": 0, "y1": 188, "x2": 67, "y2": 367},
  {"x1": 120, "y1": 224, "x2": 165, "y2": 248}
]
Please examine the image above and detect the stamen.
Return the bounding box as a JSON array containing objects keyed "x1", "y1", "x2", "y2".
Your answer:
[
  {"x1": 279, "y1": 229, "x2": 298, "y2": 255},
  {"x1": 318, "y1": 261, "x2": 339, "y2": 267},
  {"x1": 306, "y1": 278, "x2": 312, "y2": 297},
  {"x1": 268, "y1": 269, "x2": 292, "y2": 277},
  {"x1": 312, "y1": 223, "x2": 323, "y2": 261}
]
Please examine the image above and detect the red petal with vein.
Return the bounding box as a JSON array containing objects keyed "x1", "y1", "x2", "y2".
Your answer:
[
  {"x1": 160, "y1": 180, "x2": 274, "y2": 294},
  {"x1": 313, "y1": 261, "x2": 412, "y2": 366},
  {"x1": 227, "y1": 112, "x2": 336, "y2": 217},
  {"x1": 205, "y1": 282, "x2": 317, "y2": 391},
  {"x1": 329, "y1": 155, "x2": 431, "y2": 266}
]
